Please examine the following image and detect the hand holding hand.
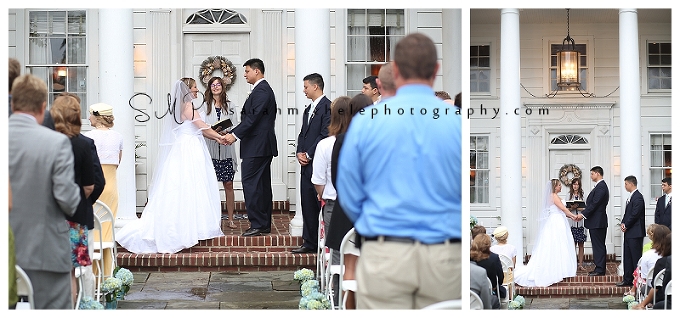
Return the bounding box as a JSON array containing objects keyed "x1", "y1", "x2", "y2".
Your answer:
[
  {"x1": 620, "y1": 223, "x2": 626, "y2": 232},
  {"x1": 224, "y1": 133, "x2": 236, "y2": 145}
]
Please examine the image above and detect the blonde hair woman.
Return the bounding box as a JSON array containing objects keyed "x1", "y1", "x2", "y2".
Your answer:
[{"x1": 84, "y1": 102, "x2": 123, "y2": 277}]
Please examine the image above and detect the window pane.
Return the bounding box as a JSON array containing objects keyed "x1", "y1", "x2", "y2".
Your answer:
[
  {"x1": 470, "y1": 46, "x2": 478, "y2": 56},
  {"x1": 49, "y1": 38, "x2": 67, "y2": 64},
  {"x1": 68, "y1": 11, "x2": 86, "y2": 35},
  {"x1": 660, "y1": 42, "x2": 671, "y2": 54},
  {"x1": 470, "y1": 71, "x2": 477, "y2": 80},
  {"x1": 470, "y1": 82, "x2": 478, "y2": 92},
  {"x1": 660, "y1": 78, "x2": 671, "y2": 89},
  {"x1": 67, "y1": 66, "x2": 87, "y2": 93},
  {"x1": 49, "y1": 11, "x2": 67, "y2": 35},
  {"x1": 369, "y1": 36, "x2": 386, "y2": 62},
  {"x1": 478, "y1": 136, "x2": 488, "y2": 150},
  {"x1": 470, "y1": 57, "x2": 478, "y2": 68},
  {"x1": 649, "y1": 55, "x2": 660, "y2": 65},
  {"x1": 478, "y1": 152, "x2": 489, "y2": 169},
  {"x1": 67, "y1": 37, "x2": 86, "y2": 64},
  {"x1": 579, "y1": 69, "x2": 587, "y2": 91},
  {"x1": 661, "y1": 55, "x2": 671, "y2": 65},
  {"x1": 346, "y1": 64, "x2": 366, "y2": 92},
  {"x1": 479, "y1": 45, "x2": 490, "y2": 56},
  {"x1": 479, "y1": 57, "x2": 490, "y2": 68},
  {"x1": 649, "y1": 43, "x2": 660, "y2": 54}
]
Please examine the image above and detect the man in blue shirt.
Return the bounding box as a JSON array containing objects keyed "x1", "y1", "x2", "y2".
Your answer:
[{"x1": 337, "y1": 32, "x2": 461, "y2": 309}]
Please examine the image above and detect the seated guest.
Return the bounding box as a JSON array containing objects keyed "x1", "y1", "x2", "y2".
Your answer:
[
  {"x1": 471, "y1": 233, "x2": 505, "y2": 309},
  {"x1": 490, "y1": 225, "x2": 517, "y2": 267},
  {"x1": 633, "y1": 232, "x2": 672, "y2": 309},
  {"x1": 470, "y1": 261, "x2": 495, "y2": 309}
]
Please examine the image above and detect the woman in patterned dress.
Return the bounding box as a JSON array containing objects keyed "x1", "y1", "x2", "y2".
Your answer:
[
  {"x1": 201, "y1": 77, "x2": 239, "y2": 229},
  {"x1": 567, "y1": 178, "x2": 587, "y2": 270},
  {"x1": 51, "y1": 95, "x2": 95, "y2": 308}
]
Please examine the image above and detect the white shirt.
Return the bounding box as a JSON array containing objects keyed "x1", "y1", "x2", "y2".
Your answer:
[
  {"x1": 665, "y1": 192, "x2": 672, "y2": 207},
  {"x1": 308, "y1": 94, "x2": 325, "y2": 124},
  {"x1": 489, "y1": 243, "x2": 517, "y2": 262},
  {"x1": 310, "y1": 135, "x2": 336, "y2": 200},
  {"x1": 638, "y1": 248, "x2": 661, "y2": 284},
  {"x1": 84, "y1": 129, "x2": 124, "y2": 165}
]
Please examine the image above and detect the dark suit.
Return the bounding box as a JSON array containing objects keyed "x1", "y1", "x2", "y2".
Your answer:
[
  {"x1": 231, "y1": 79, "x2": 278, "y2": 230},
  {"x1": 581, "y1": 179, "x2": 609, "y2": 274},
  {"x1": 654, "y1": 194, "x2": 672, "y2": 230},
  {"x1": 621, "y1": 189, "x2": 645, "y2": 284},
  {"x1": 296, "y1": 96, "x2": 331, "y2": 249}
]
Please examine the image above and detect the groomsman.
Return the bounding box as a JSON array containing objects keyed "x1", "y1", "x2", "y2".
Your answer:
[
  {"x1": 578, "y1": 166, "x2": 609, "y2": 276},
  {"x1": 617, "y1": 175, "x2": 645, "y2": 287},
  {"x1": 292, "y1": 73, "x2": 331, "y2": 254},
  {"x1": 654, "y1": 177, "x2": 672, "y2": 230}
]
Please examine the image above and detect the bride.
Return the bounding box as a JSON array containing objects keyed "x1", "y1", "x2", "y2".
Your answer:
[
  {"x1": 116, "y1": 79, "x2": 226, "y2": 254},
  {"x1": 514, "y1": 179, "x2": 578, "y2": 287}
]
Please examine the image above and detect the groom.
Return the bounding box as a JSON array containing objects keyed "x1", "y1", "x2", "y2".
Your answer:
[{"x1": 578, "y1": 166, "x2": 609, "y2": 276}]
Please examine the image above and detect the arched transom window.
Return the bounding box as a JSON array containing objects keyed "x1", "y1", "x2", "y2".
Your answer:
[
  {"x1": 186, "y1": 9, "x2": 247, "y2": 25},
  {"x1": 550, "y1": 134, "x2": 589, "y2": 145}
]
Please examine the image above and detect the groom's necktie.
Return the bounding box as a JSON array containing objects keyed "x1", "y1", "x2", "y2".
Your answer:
[{"x1": 667, "y1": 196, "x2": 671, "y2": 208}]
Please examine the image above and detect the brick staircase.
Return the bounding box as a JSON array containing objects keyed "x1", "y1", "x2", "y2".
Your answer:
[
  {"x1": 118, "y1": 201, "x2": 316, "y2": 273},
  {"x1": 514, "y1": 254, "x2": 631, "y2": 299}
]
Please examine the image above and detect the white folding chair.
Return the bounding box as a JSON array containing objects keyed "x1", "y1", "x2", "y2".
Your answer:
[
  {"x1": 338, "y1": 228, "x2": 360, "y2": 310},
  {"x1": 470, "y1": 290, "x2": 484, "y2": 310},
  {"x1": 498, "y1": 254, "x2": 514, "y2": 305},
  {"x1": 487, "y1": 276, "x2": 501, "y2": 309},
  {"x1": 15, "y1": 265, "x2": 35, "y2": 310},
  {"x1": 91, "y1": 200, "x2": 117, "y2": 300},
  {"x1": 316, "y1": 208, "x2": 327, "y2": 293},
  {"x1": 652, "y1": 268, "x2": 667, "y2": 307},
  {"x1": 664, "y1": 280, "x2": 672, "y2": 309},
  {"x1": 422, "y1": 299, "x2": 462, "y2": 309}
]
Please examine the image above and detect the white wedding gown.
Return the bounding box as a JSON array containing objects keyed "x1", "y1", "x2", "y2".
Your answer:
[
  {"x1": 514, "y1": 203, "x2": 577, "y2": 287},
  {"x1": 116, "y1": 111, "x2": 224, "y2": 254}
]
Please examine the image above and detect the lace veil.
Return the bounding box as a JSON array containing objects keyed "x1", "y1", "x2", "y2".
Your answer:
[{"x1": 533, "y1": 179, "x2": 557, "y2": 254}]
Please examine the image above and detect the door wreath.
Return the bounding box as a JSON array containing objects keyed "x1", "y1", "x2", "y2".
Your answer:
[
  {"x1": 199, "y1": 55, "x2": 237, "y2": 92},
  {"x1": 559, "y1": 164, "x2": 582, "y2": 186}
]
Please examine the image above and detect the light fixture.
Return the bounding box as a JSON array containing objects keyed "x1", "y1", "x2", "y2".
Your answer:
[
  {"x1": 56, "y1": 67, "x2": 67, "y2": 77},
  {"x1": 557, "y1": 9, "x2": 580, "y2": 90}
]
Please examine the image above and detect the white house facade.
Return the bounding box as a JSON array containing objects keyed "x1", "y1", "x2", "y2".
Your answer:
[
  {"x1": 470, "y1": 9, "x2": 672, "y2": 264},
  {"x1": 8, "y1": 8, "x2": 462, "y2": 232}
]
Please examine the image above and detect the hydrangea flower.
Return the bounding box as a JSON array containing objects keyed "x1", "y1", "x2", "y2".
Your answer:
[
  {"x1": 470, "y1": 216, "x2": 479, "y2": 231},
  {"x1": 78, "y1": 296, "x2": 104, "y2": 309},
  {"x1": 622, "y1": 295, "x2": 635, "y2": 303},
  {"x1": 627, "y1": 301, "x2": 639, "y2": 310},
  {"x1": 115, "y1": 268, "x2": 134, "y2": 287},
  {"x1": 101, "y1": 277, "x2": 122, "y2": 295},
  {"x1": 293, "y1": 268, "x2": 315, "y2": 282},
  {"x1": 514, "y1": 295, "x2": 525, "y2": 307},
  {"x1": 508, "y1": 300, "x2": 521, "y2": 309}
]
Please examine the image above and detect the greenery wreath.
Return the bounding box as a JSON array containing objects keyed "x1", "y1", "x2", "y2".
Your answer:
[
  {"x1": 559, "y1": 164, "x2": 582, "y2": 186},
  {"x1": 198, "y1": 55, "x2": 237, "y2": 92}
]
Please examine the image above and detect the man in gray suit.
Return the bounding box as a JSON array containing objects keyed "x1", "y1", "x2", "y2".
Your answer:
[{"x1": 9, "y1": 74, "x2": 81, "y2": 309}]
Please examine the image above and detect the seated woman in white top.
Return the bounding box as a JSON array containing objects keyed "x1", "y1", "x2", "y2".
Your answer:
[{"x1": 489, "y1": 225, "x2": 517, "y2": 267}]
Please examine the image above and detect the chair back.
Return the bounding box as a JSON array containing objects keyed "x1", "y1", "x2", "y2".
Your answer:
[
  {"x1": 422, "y1": 299, "x2": 461, "y2": 309},
  {"x1": 338, "y1": 228, "x2": 359, "y2": 309},
  {"x1": 653, "y1": 268, "x2": 667, "y2": 304},
  {"x1": 498, "y1": 254, "x2": 514, "y2": 271},
  {"x1": 664, "y1": 280, "x2": 672, "y2": 309},
  {"x1": 470, "y1": 290, "x2": 484, "y2": 310},
  {"x1": 15, "y1": 265, "x2": 34, "y2": 309}
]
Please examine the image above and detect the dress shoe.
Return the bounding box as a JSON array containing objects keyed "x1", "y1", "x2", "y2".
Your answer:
[
  {"x1": 616, "y1": 281, "x2": 633, "y2": 287},
  {"x1": 242, "y1": 228, "x2": 262, "y2": 237},
  {"x1": 588, "y1": 271, "x2": 605, "y2": 276},
  {"x1": 291, "y1": 246, "x2": 315, "y2": 253},
  {"x1": 260, "y1": 227, "x2": 271, "y2": 234}
]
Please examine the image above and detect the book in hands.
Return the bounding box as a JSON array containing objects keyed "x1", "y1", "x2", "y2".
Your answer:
[
  {"x1": 211, "y1": 118, "x2": 233, "y2": 132},
  {"x1": 566, "y1": 200, "x2": 586, "y2": 209}
]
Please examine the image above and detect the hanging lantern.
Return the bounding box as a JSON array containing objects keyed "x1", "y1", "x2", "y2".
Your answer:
[{"x1": 557, "y1": 9, "x2": 580, "y2": 90}]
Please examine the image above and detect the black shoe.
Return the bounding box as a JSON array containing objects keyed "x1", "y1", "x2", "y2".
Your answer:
[
  {"x1": 616, "y1": 281, "x2": 633, "y2": 287},
  {"x1": 589, "y1": 271, "x2": 605, "y2": 276},
  {"x1": 291, "y1": 246, "x2": 315, "y2": 253},
  {"x1": 260, "y1": 227, "x2": 271, "y2": 234},
  {"x1": 242, "y1": 228, "x2": 263, "y2": 237}
]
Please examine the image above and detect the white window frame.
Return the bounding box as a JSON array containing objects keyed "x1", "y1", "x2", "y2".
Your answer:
[
  {"x1": 470, "y1": 41, "x2": 493, "y2": 96},
  {"x1": 643, "y1": 38, "x2": 672, "y2": 94},
  {"x1": 649, "y1": 133, "x2": 672, "y2": 200},
  {"x1": 470, "y1": 135, "x2": 490, "y2": 205}
]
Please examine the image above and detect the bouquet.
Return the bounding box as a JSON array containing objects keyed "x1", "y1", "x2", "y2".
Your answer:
[
  {"x1": 114, "y1": 267, "x2": 134, "y2": 298},
  {"x1": 78, "y1": 296, "x2": 104, "y2": 309},
  {"x1": 508, "y1": 294, "x2": 525, "y2": 309},
  {"x1": 101, "y1": 277, "x2": 123, "y2": 303},
  {"x1": 470, "y1": 216, "x2": 479, "y2": 231},
  {"x1": 301, "y1": 279, "x2": 320, "y2": 297},
  {"x1": 293, "y1": 268, "x2": 315, "y2": 282}
]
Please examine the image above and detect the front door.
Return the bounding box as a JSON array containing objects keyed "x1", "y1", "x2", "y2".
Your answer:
[{"x1": 183, "y1": 33, "x2": 250, "y2": 200}]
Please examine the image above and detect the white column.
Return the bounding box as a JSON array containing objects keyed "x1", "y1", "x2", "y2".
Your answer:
[
  {"x1": 442, "y1": 9, "x2": 462, "y2": 95},
  {"x1": 290, "y1": 9, "x2": 331, "y2": 236},
  {"x1": 499, "y1": 9, "x2": 524, "y2": 261},
  {"x1": 99, "y1": 9, "x2": 136, "y2": 227},
  {"x1": 618, "y1": 8, "x2": 642, "y2": 275}
]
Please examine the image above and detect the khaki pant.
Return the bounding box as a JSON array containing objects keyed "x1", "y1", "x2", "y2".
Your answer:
[{"x1": 356, "y1": 239, "x2": 461, "y2": 309}]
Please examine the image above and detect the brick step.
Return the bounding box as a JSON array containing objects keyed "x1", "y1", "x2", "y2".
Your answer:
[
  {"x1": 116, "y1": 234, "x2": 304, "y2": 253},
  {"x1": 514, "y1": 261, "x2": 631, "y2": 298},
  {"x1": 116, "y1": 211, "x2": 318, "y2": 272}
]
